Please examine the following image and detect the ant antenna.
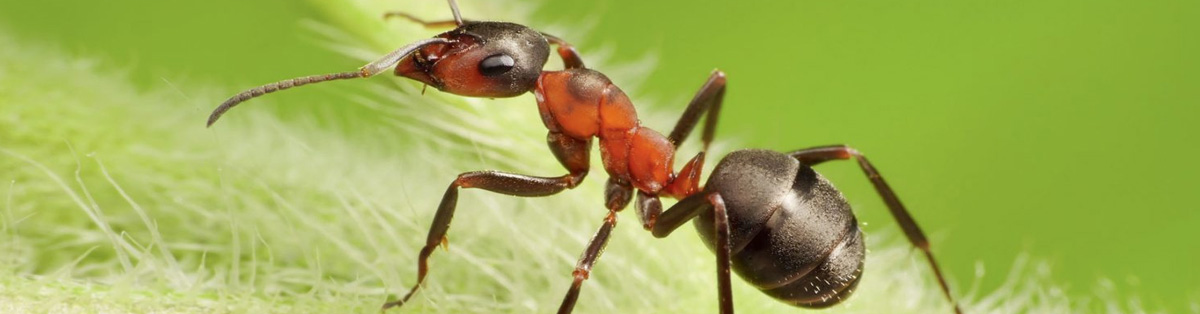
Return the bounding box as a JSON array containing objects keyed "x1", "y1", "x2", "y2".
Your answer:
[
  {"x1": 448, "y1": 0, "x2": 464, "y2": 26},
  {"x1": 206, "y1": 37, "x2": 451, "y2": 127}
]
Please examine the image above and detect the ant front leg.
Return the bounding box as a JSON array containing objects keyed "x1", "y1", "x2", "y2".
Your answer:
[
  {"x1": 649, "y1": 192, "x2": 735, "y2": 314},
  {"x1": 541, "y1": 33, "x2": 586, "y2": 70},
  {"x1": 382, "y1": 133, "x2": 591, "y2": 310},
  {"x1": 786, "y1": 145, "x2": 964, "y2": 314}
]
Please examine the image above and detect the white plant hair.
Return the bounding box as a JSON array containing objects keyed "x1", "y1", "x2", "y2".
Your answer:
[{"x1": 0, "y1": 0, "x2": 1168, "y2": 313}]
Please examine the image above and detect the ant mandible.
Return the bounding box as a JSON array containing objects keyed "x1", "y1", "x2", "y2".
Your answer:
[{"x1": 206, "y1": 1, "x2": 964, "y2": 313}]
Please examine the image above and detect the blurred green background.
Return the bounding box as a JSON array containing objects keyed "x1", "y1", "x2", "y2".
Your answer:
[{"x1": 1, "y1": 0, "x2": 1196, "y2": 311}]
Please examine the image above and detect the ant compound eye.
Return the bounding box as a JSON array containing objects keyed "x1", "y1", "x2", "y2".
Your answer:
[{"x1": 479, "y1": 53, "x2": 516, "y2": 76}]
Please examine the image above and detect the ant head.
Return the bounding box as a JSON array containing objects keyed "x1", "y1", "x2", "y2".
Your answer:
[
  {"x1": 395, "y1": 22, "x2": 550, "y2": 98},
  {"x1": 204, "y1": 0, "x2": 554, "y2": 127}
]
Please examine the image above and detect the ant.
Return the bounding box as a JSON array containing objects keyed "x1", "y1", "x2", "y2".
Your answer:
[{"x1": 206, "y1": 1, "x2": 963, "y2": 313}]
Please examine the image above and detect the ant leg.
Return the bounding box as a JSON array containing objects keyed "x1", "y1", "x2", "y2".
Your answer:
[
  {"x1": 383, "y1": 133, "x2": 591, "y2": 310},
  {"x1": 647, "y1": 192, "x2": 735, "y2": 314},
  {"x1": 648, "y1": 192, "x2": 708, "y2": 238},
  {"x1": 381, "y1": 170, "x2": 587, "y2": 310},
  {"x1": 556, "y1": 211, "x2": 616, "y2": 314},
  {"x1": 540, "y1": 33, "x2": 586, "y2": 70},
  {"x1": 786, "y1": 145, "x2": 963, "y2": 314},
  {"x1": 667, "y1": 70, "x2": 727, "y2": 152},
  {"x1": 660, "y1": 71, "x2": 725, "y2": 200},
  {"x1": 707, "y1": 193, "x2": 735, "y2": 314},
  {"x1": 634, "y1": 190, "x2": 663, "y2": 230},
  {"x1": 557, "y1": 179, "x2": 630, "y2": 313}
]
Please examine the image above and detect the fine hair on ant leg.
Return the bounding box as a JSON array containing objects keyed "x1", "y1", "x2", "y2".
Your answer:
[{"x1": 206, "y1": 1, "x2": 963, "y2": 313}]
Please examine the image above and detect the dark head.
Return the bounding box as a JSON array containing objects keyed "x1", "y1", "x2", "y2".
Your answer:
[
  {"x1": 205, "y1": 3, "x2": 552, "y2": 127},
  {"x1": 395, "y1": 22, "x2": 550, "y2": 98}
]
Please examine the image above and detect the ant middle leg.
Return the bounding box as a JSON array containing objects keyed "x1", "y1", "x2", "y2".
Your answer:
[
  {"x1": 658, "y1": 70, "x2": 728, "y2": 220},
  {"x1": 786, "y1": 145, "x2": 963, "y2": 314},
  {"x1": 668, "y1": 70, "x2": 728, "y2": 152},
  {"x1": 556, "y1": 178, "x2": 632, "y2": 314}
]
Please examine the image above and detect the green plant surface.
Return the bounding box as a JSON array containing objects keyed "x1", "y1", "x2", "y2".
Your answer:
[
  {"x1": 0, "y1": 0, "x2": 1196, "y2": 313},
  {"x1": 536, "y1": 0, "x2": 1200, "y2": 311},
  {"x1": 0, "y1": 6, "x2": 967, "y2": 314}
]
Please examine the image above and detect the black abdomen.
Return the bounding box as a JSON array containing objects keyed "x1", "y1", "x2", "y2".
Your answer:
[{"x1": 694, "y1": 149, "x2": 865, "y2": 307}]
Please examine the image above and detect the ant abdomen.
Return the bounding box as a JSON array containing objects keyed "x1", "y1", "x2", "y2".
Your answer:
[
  {"x1": 208, "y1": 0, "x2": 963, "y2": 310},
  {"x1": 694, "y1": 149, "x2": 865, "y2": 307}
]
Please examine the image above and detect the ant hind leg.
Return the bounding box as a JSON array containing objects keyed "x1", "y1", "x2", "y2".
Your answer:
[{"x1": 786, "y1": 144, "x2": 963, "y2": 314}]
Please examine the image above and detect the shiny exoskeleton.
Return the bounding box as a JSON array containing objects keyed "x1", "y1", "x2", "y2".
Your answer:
[
  {"x1": 652, "y1": 146, "x2": 961, "y2": 313},
  {"x1": 204, "y1": 1, "x2": 962, "y2": 313},
  {"x1": 692, "y1": 149, "x2": 865, "y2": 307}
]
